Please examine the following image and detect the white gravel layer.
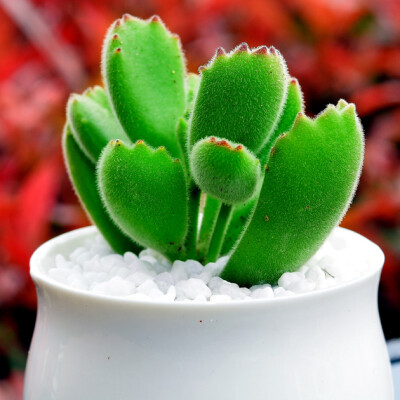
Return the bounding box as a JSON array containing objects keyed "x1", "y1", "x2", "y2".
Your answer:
[{"x1": 48, "y1": 230, "x2": 373, "y2": 302}]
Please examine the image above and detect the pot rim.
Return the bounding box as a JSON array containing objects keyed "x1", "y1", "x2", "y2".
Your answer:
[{"x1": 30, "y1": 226, "x2": 385, "y2": 310}]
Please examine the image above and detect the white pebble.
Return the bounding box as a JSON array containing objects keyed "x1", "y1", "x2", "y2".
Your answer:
[
  {"x1": 273, "y1": 287, "x2": 286, "y2": 296},
  {"x1": 298, "y1": 265, "x2": 309, "y2": 274},
  {"x1": 67, "y1": 272, "x2": 82, "y2": 284},
  {"x1": 175, "y1": 279, "x2": 212, "y2": 300},
  {"x1": 83, "y1": 256, "x2": 100, "y2": 272},
  {"x1": 184, "y1": 260, "x2": 204, "y2": 276},
  {"x1": 90, "y1": 243, "x2": 110, "y2": 257},
  {"x1": 48, "y1": 268, "x2": 69, "y2": 283},
  {"x1": 136, "y1": 279, "x2": 161, "y2": 297},
  {"x1": 208, "y1": 276, "x2": 225, "y2": 292},
  {"x1": 204, "y1": 260, "x2": 225, "y2": 276},
  {"x1": 124, "y1": 252, "x2": 139, "y2": 264},
  {"x1": 251, "y1": 286, "x2": 274, "y2": 299},
  {"x1": 115, "y1": 267, "x2": 131, "y2": 279},
  {"x1": 151, "y1": 262, "x2": 169, "y2": 275},
  {"x1": 171, "y1": 260, "x2": 189, "y2": 283},
  {"x1": 217, "y1": 281, "x2": 247, "y2": 300},
  {"x1": 139, "y1": 255, "x2": 158, "y2": 265},
  {"x1": 210, "y1": 294, "x2": 232, "y2": 303},
  {"x1": 287, "y1": 279, "x2": 316, "y2": 294},
  {"x1": 126, "y1": 272, "x2": 152, "y2": 286},
  {"x1": 85, "y1": 271, "x2": 107, "y2": 284},
  {"x1": 69, "y1": 277, "x2": 88, "y2": 291},
  {"x1": 93, "y1": 276, "x2": 134, "y2": 296},
  {"x1": 55, "y1": 254, "x2": 67, "y2": 267},
  {"x1": 306, "y1": 267, "x2": 326, "y2": 284},
  {"x1": 139, "y1": 248, "x2": 169, "y2": 265},
  {"x1": 69, "y1": 247, "x2": 86, "y2": 262},
  {"x1": 162, "y1": 286, "x2": 176, "y2": 301},
  {"x1": 132, "y1": 261, "x2": 156, "y2": 276},
  {"x1": 76, "y1": 252, "x2": 95, "y2": 265},
  {"x1": 100, "y1": 254, "x2": 124, "y2": 269},
  {"x1": 47, "y1": 231, "x2": 373, "y2": 302},
  {"x1": 194, "y1": 294, "x2": 208, "y2": 302},
  {"x1": 155, "y1": 272, "x2": 174, "y2": 293},
  {"x1": 278, "y1": 272, "x2": 305, "y2": 290},
  {"x1": 193, "y1": 270, "x2": 213, "y2": 284}
]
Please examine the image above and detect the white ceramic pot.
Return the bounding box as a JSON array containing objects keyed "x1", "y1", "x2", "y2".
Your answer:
[{"x1": 24, "y1": 226, "x2": 394, "y2": 400}]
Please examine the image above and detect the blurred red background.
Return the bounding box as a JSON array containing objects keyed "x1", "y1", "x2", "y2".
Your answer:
[{"x1": 0, "y1": 0, "x2": 399, "y2": 397}]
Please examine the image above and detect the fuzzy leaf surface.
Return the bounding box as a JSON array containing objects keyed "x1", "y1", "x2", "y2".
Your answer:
[
  {"x1": 186, "y1": 73, "x2": 200, "y2": 110},
  {"x1": 62, "y1": 126, "x2": 141, "y2": 254},
  {"x1": 102, "y1": 15, "x2": 186, "y2": 158},
  {"x1": 197, "y1": 195, "x2": 221, "y2": 261},
  {"x1": 220, "y1": 196, "x2": 258, "y2": 256},
  {"x1": 221, "y1": 103, "x2": 364, "y2": 286},
  {"x1": 175, "y1": 117, "x2": 190, "y2": 179},
  {"x1": 98, "y1": 140, "x2": 188, "y2": 260},
  {"x1": 190, "y1": 137, "x2": 262, "y2": 204},
  {"x1": 67, "y1": 86, "x2": 130, "y2": 162},
  {"x1": 190, "y1": 45, "x2": 288, "y2": 154},
  {"x1": 258, "y1": 77, "x2": 304, "y2": 164}
]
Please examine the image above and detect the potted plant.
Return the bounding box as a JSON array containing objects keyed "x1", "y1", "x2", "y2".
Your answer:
[{"x1": 24, "y1": 14, "x2": 394, "y2": 399}]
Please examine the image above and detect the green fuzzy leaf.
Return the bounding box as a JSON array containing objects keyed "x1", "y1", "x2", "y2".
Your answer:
[
  {"x1": 184, "y1": 184, "x2": 201, "y2": 259},
  {"x1": 258, "y1": 77, "x2": 304, "y2": 164},
  {"x1": 272, "y1": 78, "x2": 304, "y2": 137},
  {"x1": 102, "y1": 15, "x2": 186, "y2": 158},
  {"x1": 98, "y1": 140, "x2": 188, "y2": 260},
  {"x1": 221, "y1": 103, "x2": 364, "y2": 286},
  {"x1": 197, "y1": 195, "x2": 221, "y2": 261},
  {"x1": 184, "y1": 72, "x2": 200, "y2": 120},
  {"x1": 190, "y1": 137, "x2": 262, "y2": 204},
  {"x1": 175, "y1": 117, "x2": 190, "y2": 179},
  {"x1": 62, "y1": 125, "x2": 142, "y2": 254},
  {"x1": 205, "y1": 203, "x2": 233, "y2": 263},
  {"x1": 67, "y1": 86, "x2": 130, "y2": 162},
  {"x1": 186, "y1": 73, "x2": 200, "y2": 109},
  {"x1": 82, "y1": 84, "x2": 110, "y2": 108},
  {"x1": 189, "y1": 44, "x2": 288, "y2": 154},
  {"x1": 220, "y1": 196, "x2": 258, "y2": 256}
]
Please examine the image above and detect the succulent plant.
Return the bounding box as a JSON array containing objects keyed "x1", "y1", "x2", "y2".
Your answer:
[{"x1": 63, "y1": 14, "x2": 364, "y2": 286}]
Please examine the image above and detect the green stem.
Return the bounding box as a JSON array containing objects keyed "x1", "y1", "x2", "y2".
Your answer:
[
  {"x1": 197, "y1": 195, "x2": 222, "y2": 261},
  {"x1": 184, "y1": 184, "x2": 201, "y2": 259},
  {"x1": 220, "y1": 196, "x2": 259, "y2": 256},
  {"x1": 205, "y1": 203, "x2": 233, "y2": 264}
]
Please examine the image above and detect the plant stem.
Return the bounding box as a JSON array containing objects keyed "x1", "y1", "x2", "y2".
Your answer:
[
  {"x1": 219, "y1": 195, "x2": 259, "y2": 256},
  {"x1": 205, "y1": 203, "x2": 233, "y2": 264},
  {"x1": 197, "y1": 195, "x2": 221, "y2": 261},
  {"x1": 184, "y1": 184, "x2": 201, "y2": 259}
]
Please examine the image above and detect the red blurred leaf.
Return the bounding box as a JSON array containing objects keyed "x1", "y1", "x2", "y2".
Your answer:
[
  {"x1": 15, "y1": 157, "x2": 61, "y2": 252},
  {"x1": 351, "y1": 82, "x2": 400, "y2": 116}
]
